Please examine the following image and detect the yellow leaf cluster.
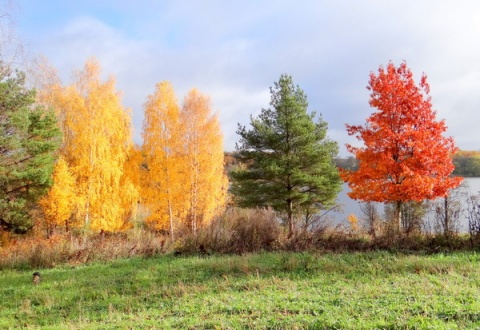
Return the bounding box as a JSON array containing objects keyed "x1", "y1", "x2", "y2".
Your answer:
[
  {"x1": 39, "y1": 157, "x2": 76, "y2": 232},
  {"x1": 142, "y1": 84, "x2": 227, "y2": 235},
  {"x1": 38, "y1": 59, "x2": 226, "y2": 235},
  {"x1": 142, "y1": 81, "x2": 185, "y2": 235},
  {"x1": 347, "y1": 213, "x2": 359, "y2": 232},
  {"x1": 180, "y1": 89, "x2": 228, "y2": 233},
  {"x1": 40, "y1": 59, "x2": 139, "y2": 233}
]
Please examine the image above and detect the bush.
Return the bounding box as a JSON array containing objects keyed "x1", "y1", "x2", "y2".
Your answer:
[
  {"x1": 0, "y1": 235, "x2": 70, "y2": 269},
  {"x1": 0, "y1": 228, "x2": 170, "y2": 270},
  {"x1": 177, "y1": 208, "x2": 280, "y2": 254},
  {"x1": 2, "y1": 207, "x2": 479, "y2": 271}
]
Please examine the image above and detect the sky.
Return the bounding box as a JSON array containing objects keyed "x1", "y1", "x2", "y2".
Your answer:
[{"x1": 8, "y1": 0, "x2": 480, "y2": 155}]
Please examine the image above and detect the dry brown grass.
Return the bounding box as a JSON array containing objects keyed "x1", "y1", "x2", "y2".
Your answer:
[
  {"x1": 176, "y1": 207, "x2": 281, "y2": 254},
  {"x1": 1, "y1": 207, "x2": 478, "y2": 270},
  {"x1": 0, "y1": 228, "x2": 170, "y2": 270}
]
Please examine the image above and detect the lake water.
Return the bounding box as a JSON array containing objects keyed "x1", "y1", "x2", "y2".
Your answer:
[{"x1": 331, "y1": 177, "x2": 480, "y2": 232}]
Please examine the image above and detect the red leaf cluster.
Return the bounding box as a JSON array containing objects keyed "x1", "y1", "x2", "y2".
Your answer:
[{"x1": 341, "y1": 62, "x2": 462, "y2": 203}]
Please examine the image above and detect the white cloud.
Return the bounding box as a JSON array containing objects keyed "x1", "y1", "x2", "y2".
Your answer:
[{"x1": 17, "y1": 0, "x2": 480, "y2": 155}]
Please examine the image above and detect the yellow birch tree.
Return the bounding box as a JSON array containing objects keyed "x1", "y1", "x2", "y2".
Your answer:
[
  {"x1": 180, "y1": 89, "x2": 227, "y2": 234},
  {"x1": 142, "y1": 81, "x2": 186, "y2": 238},
  {"x1": 39, "y1": 59, "x2": 138, "y2": 232},
  {"x1": 39, "y1": 157, "x2": 76, "y2": 235},
  {"x1": 123, "y1": 144, "x2": 143, "y2": 202}
]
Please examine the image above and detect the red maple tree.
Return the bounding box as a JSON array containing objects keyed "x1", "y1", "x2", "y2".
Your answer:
[{"x1": 341, "y1": 62, "x2": 463, "y2": 232}]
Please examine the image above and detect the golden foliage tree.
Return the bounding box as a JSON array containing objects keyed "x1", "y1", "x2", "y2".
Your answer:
[
  {"x1": 123, "y1": 144, "x2": 143, "y2": 200},
  {"x1": 141, "y1": 85, "x2": 227, "y2": 236},
  {"x1": 142, "y1": 81, "x2": 186, "y2": 237},
  {"x1": 180, "y1": 89, "x2": 227, "y2": 234},
  {"x1": 39, "y1": 157, "x2": 76, "y2": 234},
  {"x1": 40, "y1": 59, "x2": 138, "y2": 232}
]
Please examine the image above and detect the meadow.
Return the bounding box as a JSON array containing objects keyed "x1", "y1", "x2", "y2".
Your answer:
[{"x1": 2, "y1": 251, "x2": 480, "y2": 329}]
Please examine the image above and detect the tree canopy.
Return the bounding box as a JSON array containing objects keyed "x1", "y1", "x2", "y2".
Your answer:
[
  {"x1": 39, "y1": 59, "x2": 138, "y2": 233},
  {"x1": 0, "y1": 67, "x2": 60, "y2": 233},
  {"x1": 142, "y1": 83, "x2": 227, "y2": 236},
  {"x1": 142, "y1": 81, "x2": 184, "y2": 236},
  {"x1": 341, "y1": 62, "x2": 462, "y2": 232},
  {"x1": 232, "y1": 74, "x2": 341, "y2": 237},
  {"x1": 180, "y1": 89, "x2": 227, "y2": 234},
  {"x1": 39, "y1": 156, "x2": 75, "y2": 234}
]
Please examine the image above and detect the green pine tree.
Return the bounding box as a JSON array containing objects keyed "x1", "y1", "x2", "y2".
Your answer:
[
  {"x1": 231, "y1": 74, "x2": 341, "y2": 237},
  {"x1": 0, "y1": 67, "x2": 61, "y2": 233}
]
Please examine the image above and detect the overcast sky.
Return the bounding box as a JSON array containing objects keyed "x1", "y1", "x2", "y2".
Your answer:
[{"x1": 12, "y1": 0, "x2": 480, "y2": 155}]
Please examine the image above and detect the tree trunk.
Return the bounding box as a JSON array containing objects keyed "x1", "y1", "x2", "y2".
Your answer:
[
  {"x1": 287, "y1": 199, "x2": 294, "y2": 238},
  {"x1": 444, "y1": 196, "x2": 449, "y2": 236},
  {"x1": 192, "y1": 211, "x2": 197, "y2": 236},
  {"x1": 168, "y1": 200, "x2": 174, "y2": 241},
  {"x1": 85, "y1": 201, "x2": 90, "y2": 228},
  {"x1": 394, "y1": 201, "x2": 402, "y2": 234}
]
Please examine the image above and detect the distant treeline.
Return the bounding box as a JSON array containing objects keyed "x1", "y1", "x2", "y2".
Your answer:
[
  {"x1": 334, "y1": 151, "x2": 480, "y2": 177},
  {"x1": 226, "y1": 151, "x2": 480, "y2": 177},
  {"x1": 452, "y1": 150, "x2": 480, "y2": 177},
  {"x1": 334, "y1": 156, "x2": 359, "y2": 171}
]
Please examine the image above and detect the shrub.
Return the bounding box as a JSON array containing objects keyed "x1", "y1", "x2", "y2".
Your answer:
[
  {"x1": 0, "y1": 235, "x2": 70, "y2": 269},
  {"x1": 177, "y1": 207, "x2": 280, "y2": 254},
  {"x1": 0, "y1": 227, "x2": 170, "y2": 270}
]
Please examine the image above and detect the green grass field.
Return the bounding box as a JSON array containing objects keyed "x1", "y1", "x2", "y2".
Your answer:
[{"x1": 1, "y1": 251, "x2": 480, "y2": 329}]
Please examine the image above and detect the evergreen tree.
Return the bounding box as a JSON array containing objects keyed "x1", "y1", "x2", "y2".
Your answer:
[
  {"x1": 0, "y1": 67, "x2": 61, "y2": 233},
  {"x1": 232, "y1": 74, "x2": 341, "y2": 237}
]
